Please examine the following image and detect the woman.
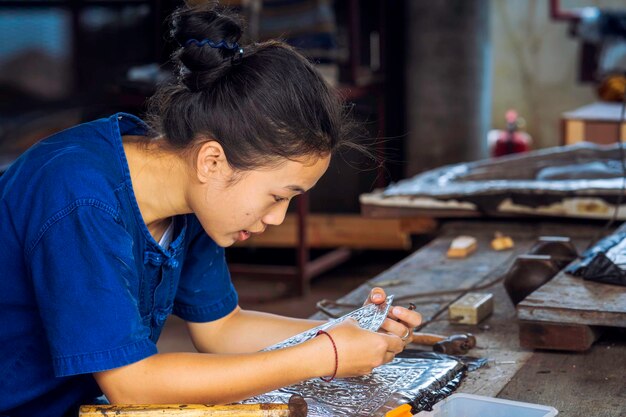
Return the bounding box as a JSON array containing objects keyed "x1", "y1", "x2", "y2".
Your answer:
[{"x1": 0, "y1": 4, "x2": 421, "y2": 416}]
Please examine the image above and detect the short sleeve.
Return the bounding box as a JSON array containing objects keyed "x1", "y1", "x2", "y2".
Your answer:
[
  {"x1": 173, "y1": 216, "x2": 238, "y2": 323},
  {"x1": 26, "y1": 202, "x2": 156, "y2": 377}
]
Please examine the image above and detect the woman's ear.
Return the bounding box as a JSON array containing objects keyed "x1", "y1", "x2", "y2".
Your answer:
[{"x1": 195, "y1": 140, "x2": 226, "y2": 183}]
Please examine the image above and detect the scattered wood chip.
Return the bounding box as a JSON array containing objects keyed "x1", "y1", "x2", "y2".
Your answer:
[
  {"x1": 447, "y1": 235, "x2": 477, "y2": 258},
  {"x1": 491, "y1": 231, "x2": 514, "y2": 251}
]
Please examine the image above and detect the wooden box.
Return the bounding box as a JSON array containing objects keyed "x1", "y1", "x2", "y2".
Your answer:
[{"x1": 562, "y1": 101, "x2": 626, "y2": 145}]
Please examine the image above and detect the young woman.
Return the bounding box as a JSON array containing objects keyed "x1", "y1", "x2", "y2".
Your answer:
[{"x1": 0, "y1": 5, "x2": 421, "y2": 417}]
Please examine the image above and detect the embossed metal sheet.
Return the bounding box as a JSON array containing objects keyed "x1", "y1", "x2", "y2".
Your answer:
[
  {"x1": 568, "y1": 222, "x2": 626, "y2": 286},
  {"x1": 262, "y1": 295, "x2": 394, "y2": 352},
  {"x1": 249, "y1": 297, "x2": 466, "y2": 416},
  {"x1": 242, "y1": 355, "x2": 464, "y2": 416},
  {"x1": 361, "y1": 143, "x2": 626, "y2": 219},
  {"x1": 382, "y1": 143, "x2": 626, "y2": 199}
]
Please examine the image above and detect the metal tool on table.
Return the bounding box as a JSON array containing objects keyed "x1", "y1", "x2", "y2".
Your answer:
[
  {"x1": 399, "y1": 303, "x2": 476, "y2": 355},
  {"x1": 448, "y1": 292, "x2": 494, "y2": 325},
  {"x1": 411, "y1": 332, "x2": 477, "y2": 355},
  {"x1": 502, "y1": 236, "x2": 578, "y2": 305},
  {"x1": 79, "y1": 394, "x2": 308, "y2": 417},
  {"x1": 402, "y1": 303, "x2": 476, "y2": 355}
]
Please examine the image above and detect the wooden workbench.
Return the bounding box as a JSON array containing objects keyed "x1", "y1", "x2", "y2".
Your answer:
[{"x1": 311, "y1": 220, "x2": 626, "y2": 417}]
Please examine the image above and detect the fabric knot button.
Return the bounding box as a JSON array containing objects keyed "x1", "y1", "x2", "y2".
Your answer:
[
  {"x1": 164, "y1": 258, "x2": 179, "y2": 269},
  {"x1": 153, "y1": 309, "x2": 169, "y2": 326},
  {"x1": 144, "y1": 251, "x2": 163, "y2": 266}
]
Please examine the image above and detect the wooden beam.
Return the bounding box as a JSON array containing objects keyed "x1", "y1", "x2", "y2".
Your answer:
[
  {"x1": 517, "y1": 271, "x2": 626, "y2": 328},
  {"x1": 519, "y1": 321, "x2": 602, "y2": 352},
  {"x1": 235, "y1": 214, "x2": 437, "y2": 250},
  {"x1": 80, "y1": 404, "x2": 291, "y2": 417}
]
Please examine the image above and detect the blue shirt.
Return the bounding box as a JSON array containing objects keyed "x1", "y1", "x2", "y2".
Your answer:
[{"x1": 0, "y1": 113, "x2": 239, "y2": 417}]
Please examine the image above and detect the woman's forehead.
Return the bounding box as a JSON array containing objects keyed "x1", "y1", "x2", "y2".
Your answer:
[{"x1": 252, "y1": 154, "x2": 330, "y2": 188}]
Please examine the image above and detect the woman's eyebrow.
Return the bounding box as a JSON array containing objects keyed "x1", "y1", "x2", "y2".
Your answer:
[{"x1": 285, "y1": 185, "x2": 305, "y2": 194}]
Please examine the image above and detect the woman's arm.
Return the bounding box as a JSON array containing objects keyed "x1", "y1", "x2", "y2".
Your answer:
[
  {"x1": 187, "y1": 287, "x2": 423, "y2": 354},
  {"x1": 187, "y1": 307, "x2": 325, "y2": 353},
  {"x1": 95, "y1": 340, "x2": 327, "y2": 405},
  {"x1": 93, "y1": 318, "x2": 403, "y2": 405}
]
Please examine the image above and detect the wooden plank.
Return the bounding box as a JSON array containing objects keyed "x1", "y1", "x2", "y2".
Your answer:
[
  {"x1": 361, "y1": 203, "x2": 481, "y2": 219},
  {"x1": 235, "y1": 214, "x2": 437, "y2": 249},
  {"x1": 80, "y1": 404, "x2": 291, "y2": 416},
  {"x1": 517, "y1": 271, "x2": 626, "y2": 328},
  {"x1": 360, "y1": 192, "x2": 481, "y2": 219},
  {"x1": 361, "y1": 193, "x2": 626, "y2": 220},
  {"x1": 518, "y1": 321, "x2": 601, "y2": 352},
  {"x1": 514, "y1": 228, "x2": 626, "y2": 352},
  {"x1": 399, "y1": 217, "x2": 439, "y2": 233}
]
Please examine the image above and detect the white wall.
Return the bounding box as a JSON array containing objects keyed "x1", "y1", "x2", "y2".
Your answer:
[{"x1": 490, "y1": 0, "x2": 624, "y2": 148}]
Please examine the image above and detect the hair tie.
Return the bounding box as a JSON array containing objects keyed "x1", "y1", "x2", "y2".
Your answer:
[
  {"x1": 185, "y1": 39, "x2": 244, "y2": 65},
  {"x1": 185, "y1": 38, "x2": 240, "y2": 50}
]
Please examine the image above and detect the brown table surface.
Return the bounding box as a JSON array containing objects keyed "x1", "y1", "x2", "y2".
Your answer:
[{"x1": 311, "y1": 220, "x2": 626, "y2": 417}]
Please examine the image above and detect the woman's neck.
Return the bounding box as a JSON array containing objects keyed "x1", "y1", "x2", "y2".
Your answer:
[{"x1": 122, "y1": 136, "x2": 191, "y2": 229}]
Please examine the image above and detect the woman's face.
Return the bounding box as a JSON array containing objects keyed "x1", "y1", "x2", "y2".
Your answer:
[{"x1": 188, "y1": 145, "x2": 330, "y2": 247}]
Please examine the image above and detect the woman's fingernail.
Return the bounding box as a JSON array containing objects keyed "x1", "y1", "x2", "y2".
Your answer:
[
  {"x1": 393, "y1": 307, "x2": 402, "y2": 315},
  {"x1": 373, "y1": 294, "x2": 383, "y2": 301}
]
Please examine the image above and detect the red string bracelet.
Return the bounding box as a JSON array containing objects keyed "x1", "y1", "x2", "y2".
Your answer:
[{"x1": 316, "y1": 330, "x2": 338, "y2": 382}]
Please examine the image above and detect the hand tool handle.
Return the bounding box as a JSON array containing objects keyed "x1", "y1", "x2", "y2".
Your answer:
[
  {"x1": 411, "y1": 332, "x2": 445, "y2": 345},
  {"x1": 79, "y1": 403, "x2": 292, "y2": 417}
]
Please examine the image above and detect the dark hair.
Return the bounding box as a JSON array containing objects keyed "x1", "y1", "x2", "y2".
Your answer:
[{"x1": 146, "y1": 3, "x2": 356, "y2": 171}]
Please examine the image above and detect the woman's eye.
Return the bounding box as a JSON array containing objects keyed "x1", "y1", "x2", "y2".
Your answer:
[{"x1": 273, "y1": 195, "x2": 288, "y2": 203}]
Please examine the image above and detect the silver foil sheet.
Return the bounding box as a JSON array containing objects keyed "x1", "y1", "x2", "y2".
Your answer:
[
  {"x1": 262, "y1": 295, "x2": 394, "y2": 352},
  {"x1": 246, "y1": 296, "x2": 467, "y2": 416},
  {"x1": 242, "y1": 355, "x2": 465, "y2": 416}
]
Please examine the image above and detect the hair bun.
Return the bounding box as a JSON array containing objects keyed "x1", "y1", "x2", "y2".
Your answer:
[{"x1": 170, "y1": 4, "x2": 243, "y2": 88}]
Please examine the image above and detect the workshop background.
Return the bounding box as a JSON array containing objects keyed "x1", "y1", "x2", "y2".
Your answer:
[{"x1": 1, "y1": 0, "x2": 626, "y2": 356}]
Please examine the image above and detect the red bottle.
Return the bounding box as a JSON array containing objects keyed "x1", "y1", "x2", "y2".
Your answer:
[{"x1": 489, "y1": 110, "x2": 532, "y2": 157}]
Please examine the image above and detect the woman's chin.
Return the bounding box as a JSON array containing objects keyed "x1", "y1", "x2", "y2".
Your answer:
[
  {"x1": 218, "y1": 235, "x2": 237, "y2": 247},
  {"x1": 200, "y1": 231, "x2": 234, "y2": 248}
]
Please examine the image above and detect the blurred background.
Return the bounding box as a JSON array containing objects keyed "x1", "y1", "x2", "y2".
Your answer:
[
  {"x1": 3, "y1": 1, "x2": 625, "y2": 171},
  {"x1": 2, "y1": 1, "x2": 626, "y2": 349}
]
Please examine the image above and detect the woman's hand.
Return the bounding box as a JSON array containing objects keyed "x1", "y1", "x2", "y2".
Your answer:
[
  {"x1": 365, "y1": 287, "x2": 422, "y2": 346},
  {"x1": 309, "y1": 287, "x2": 423, "y2": 381},
  {"x1": 323, "y1": 318, "x2": 404, "y2": 378}
]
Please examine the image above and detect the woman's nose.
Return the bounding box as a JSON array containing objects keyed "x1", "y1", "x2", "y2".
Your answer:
[{"x1": 262, "y1": 202, "x2": 289, "y2": 226}]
